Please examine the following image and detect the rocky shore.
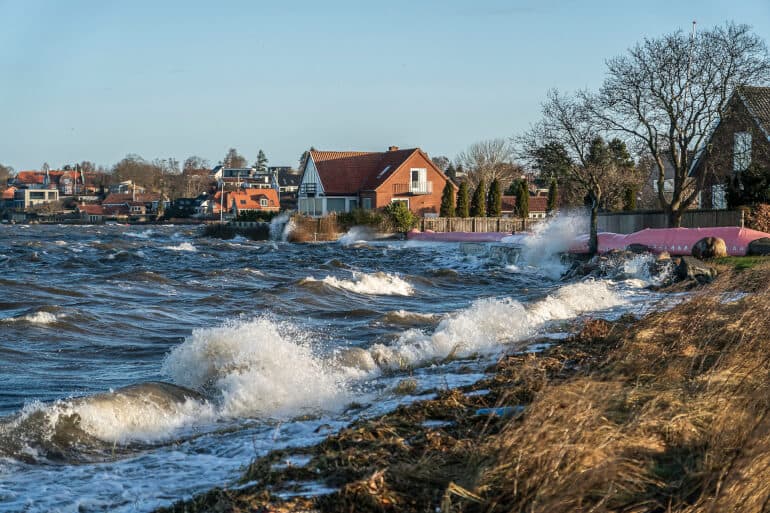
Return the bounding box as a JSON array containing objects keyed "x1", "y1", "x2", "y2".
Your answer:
[{"x1": 158, "y1": 259, "x2": 770, "y2": 513}]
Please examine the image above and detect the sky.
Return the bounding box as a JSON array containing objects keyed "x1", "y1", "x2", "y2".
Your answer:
[{"x1": 1, "y1": 0, "x2": 769, "y2": 172}]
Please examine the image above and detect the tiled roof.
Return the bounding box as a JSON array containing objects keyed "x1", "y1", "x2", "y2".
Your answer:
[
  {"x1": 15, "y1": 171, "x2": 46, "y2": 184},
  {"x1": 212, "y1": 188, "x2": 280, "y2": 213},
  {"x1": 309, "y1": 148, "x2": 418, "y2": 195},
  {"x1": 78, "y1": 204, "x2": 105, "y2": 215},
  {"x1": 1, "y1": 187, "x2": 17, "y2": 200},
  {"x1": 501, "y1": 195, "x2": 549, "y2": 213},
  {"x1": 739, "y1": 86, "x2": 770, "y2": 139}
]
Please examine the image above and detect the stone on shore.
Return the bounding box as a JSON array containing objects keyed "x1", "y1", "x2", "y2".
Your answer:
[
  {"x1": 747, "y1": 237, "x2": 770, "y2": 256},
  {"x1": 675, "y1": 256, "x2": 718, "y2": 284},
  {"x1": 692, "y1": 237, "x2": 727, "y2": 260}
]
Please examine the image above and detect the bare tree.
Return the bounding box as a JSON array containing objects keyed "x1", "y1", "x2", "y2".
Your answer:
[
  {"x1": 589, "y1": 22, "x2": 770, "y2": 226},
  {"x1": 456, "y1": 138, "x2": 517, "y2": 189},
  {"x1": 517, "y1": 90, "x2": 615, "y2": 255},
  {"x1": 0, "y1": 163, "x2": 13, "y2": 187}
]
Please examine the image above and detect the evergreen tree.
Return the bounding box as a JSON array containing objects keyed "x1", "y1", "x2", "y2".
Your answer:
[
  {"x1": 255, "y1": 150, "x2": 268, "y2": 173},
  {"x1": 622, "y1": 186, "x2": 637, "y2": 211},
  {"x1": 446, "y1": 163, "x2": 457, "y2": 181},
  {"x1": 383, "y1": 201, "x2": 418, "y2": 233},
  {"x1": 516, "y1": 180, "x2": 529, "y2": 219},
  {"x1": 470, "y1": 179, "x2": 486, "y2": 217},
  {"x1": 487, "y1": 178, "x2": 502, "y2": 217},
  {"x1": 547, "y1": 179, "x2": 558, "y2": 214},
  {"x1": 456, "y1": 182, "x2": 470, "y2": 218},
  {"x1": 440, "y1": 180, "x2": 455, "y2": 217}
]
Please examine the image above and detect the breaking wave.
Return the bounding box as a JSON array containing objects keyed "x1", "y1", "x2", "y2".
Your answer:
[
  {"x1": 369, "y1": 280, "x2": 626, "y2": 369},
  {"x1": 2, "y1": 311, "x2": 60, "y2": 325},
  {"x1": 302, "y1": 272, "x2": 414, "y2": 296},
  {"x1": 162, "y1": 317, "x2": 351, "y2": 418}
]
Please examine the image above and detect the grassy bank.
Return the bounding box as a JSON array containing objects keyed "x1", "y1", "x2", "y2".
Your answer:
[{"x1": 159, "y1": 261, "x2": 770, "y2": 513}]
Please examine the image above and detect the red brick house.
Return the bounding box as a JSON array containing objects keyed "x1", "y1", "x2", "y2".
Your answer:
[
  {"x1": 297, "y1": 146, "x2": 453, "y2": 217},
  {"x1": 691, "y1": 86, "x2": 770, "y2": 209}
]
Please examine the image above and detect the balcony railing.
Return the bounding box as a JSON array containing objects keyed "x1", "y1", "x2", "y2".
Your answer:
[
  {"x1": 392, "y1": 181, "x2": 433, "y2": 195},
  {"x1": 300, "y1": 183, "x2": 318, "y2": 196}
]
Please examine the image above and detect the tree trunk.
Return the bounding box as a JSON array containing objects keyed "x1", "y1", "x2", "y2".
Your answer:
[
  {"x1": 589, "y1": 194, "x2": 599, "y2": 256},
  {"x1": 667, "y1": 205, "x2": 683, "y2": 228}
]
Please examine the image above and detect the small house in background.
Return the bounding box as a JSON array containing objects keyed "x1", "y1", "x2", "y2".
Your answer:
[
  {"x1": 691, "y1": 86, "x2": 770, "y2": 209},
  {"x1": 201, "y1": 188, "x2": 280, "y2": 218},
  {"x1": 297, "y1": 146, "x2": 453, "y2": 217},
  {"x1": 501, "y1": 195, "x2": 549, "y2": 219}
]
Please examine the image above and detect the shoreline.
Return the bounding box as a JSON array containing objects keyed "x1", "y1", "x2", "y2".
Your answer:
[{"x1": 157, "y1": 261, "x2": 770, "y2": 513}]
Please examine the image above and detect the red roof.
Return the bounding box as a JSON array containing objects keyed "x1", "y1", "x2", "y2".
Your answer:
[
  {"x1": 1, "y1": 187, "x2": 17, "y2": 200},
  {"x1": 213, "y1": 188, "x2": 280, "y2": 213},
  {"x1": 309, "y1": 148, "x2": 422, "y2": 195},
  {"x1": 501, "y1": 195, "x2": 549, "y2": 213},
  {"x1": 15, "y1": 171, "x2": 46, "y2": 184},
  {"x1": 78, "y1": 204, "x2": 105, "y2": 215}
]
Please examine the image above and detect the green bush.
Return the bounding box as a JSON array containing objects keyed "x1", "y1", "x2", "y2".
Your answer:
[
  {"x1": 383, "y1": 201, "x2": 418, "y2": 233},
  {"x1": 440, "y1": 180, "x2": 456, "y2": 217},
  {"x1": 470, "y1": 180, "x2": 486, "y2": 217},
  {"x1": 236, "y1": 210, "x2": 280, "y2": 222},
  {"x1": 456, "y1": 182, "x2": 470, "y2": 218},
  {"x1": 337, "y1": 208, "x2": 384, "y2": 229}
]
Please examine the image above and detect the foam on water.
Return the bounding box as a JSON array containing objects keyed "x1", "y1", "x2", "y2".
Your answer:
[
  {"x1": 305, "y1": 271, "x2": 414, "y2": 296},
  {"x1": 163, "y1": 242, "x2": 197, "y2": 252},
  {"x1": 162, "y1": 317, "x2": 351, "y2": 418},
  {"x1": 503, "y1": 212, "x2": 588, "y2": 279},
  {"x1": 2, "y1": 311, "x2": 60, "y2": 324},
  {"x1": 269, "y1": 213, "x2": 294, "y2": 241},
  {"x1": 339, "y1": 226, "x2": 374, "y2": 246},
  {"x1": 369, "y1": 279, "x2": 626, "y2": 369}
]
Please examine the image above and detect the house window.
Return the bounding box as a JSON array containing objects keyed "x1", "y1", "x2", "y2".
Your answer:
[
  {"x1": 362, "y1": 198, "x2": 372, "y2": 210},
  {"x1": 712, "y1": 184, "x2": 727, "y2": 210},
  {"x1": 391, "y1": 198, "x2": 409, "y2": 209},
  {"x1": 733, "y1": 132, "x2": 752, "y2": 172},
  {"x1": 260, "y1": 198, "x2": 268, "y2": 207},
  {"x1": 410, "y1": 168, "x2": 427, "y2": 193},
  {"x1": 349, "y1": 199, "x2": 358, "y2": 210},
  {"x1": 327, "y1": 198, "x2": 346, "y2": 213},
  {"x1": 240, "y1": 200, "x2": 246, "y2": 205}
]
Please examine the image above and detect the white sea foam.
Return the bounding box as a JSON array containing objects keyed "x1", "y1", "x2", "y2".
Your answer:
[
  {"x1": 503, "y1": 212, "x2": 588, "y2": 280},
  {"x1": 306, "y1": 272, "x2": 414, "y2": 296},
  {"x1": 269, "y1": 213, "x2": 294, "y2": 241},
  {"x1": 339, "y1": 226, "x2": 373, "y2": 246},
  {"x1": 2, "y1": 311, "x2": 60, "y2": 324},
  {"x1": 162, "y1": 317, "x2": 350, "y2": 418},
  {"x1": 125, "y1": 230, "x2": 153, "y2": 239},
  {"x1": 369, "y1": 280, "x2": 626, "y2": 369},
  {"x1": 163, "y1": 242, "x2": 197, "y2": 252}
]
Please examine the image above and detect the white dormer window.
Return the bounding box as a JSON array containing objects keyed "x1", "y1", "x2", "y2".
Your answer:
[
  {"x1": 733, "y1": 132, "x2": 752, "y2": 172},
  {"x1": 260, "y1": 198, "x2": 268, "y2": 207}
]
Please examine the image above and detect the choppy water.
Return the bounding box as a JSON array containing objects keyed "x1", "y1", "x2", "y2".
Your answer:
[{"x1": 0, "y1": 222, "x2": 663, "y2": 512}]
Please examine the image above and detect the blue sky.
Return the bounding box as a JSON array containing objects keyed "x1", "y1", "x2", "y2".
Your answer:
[{"x1": 1, "y1": 0, "x2": 769, "y2": 171}]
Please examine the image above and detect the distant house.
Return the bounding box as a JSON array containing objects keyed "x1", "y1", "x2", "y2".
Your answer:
[
  {"x1": 200, "y1": 188, "x2": 280, "y2": 218},
  {"x1": 102, "y1": 192, "x2": 168, "y2": 214},
  {"x1": 78, "y1": 204, "x2": 105, "y2": 224},
  {"x1": 274, "y1": 167, "x2": 301, "y2": 210},
  {"x1": 691, "y1": 86, "x2": 770, "y2": 209},
  {"x1": 297, "y1": 146, "x2": 453, "y2": 217},
  {"x1": 501, "y1": 195, "x2": 549, "y2": 219}
]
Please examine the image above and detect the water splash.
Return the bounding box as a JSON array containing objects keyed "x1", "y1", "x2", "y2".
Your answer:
[
  {"x1": 269, "y1": 214, "x2": 294, "y2": 241},
  {"x1": 303, "y1": 272, "x2": 414, "y2": 296}
]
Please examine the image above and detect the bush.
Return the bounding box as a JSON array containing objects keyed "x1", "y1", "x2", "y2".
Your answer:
[
  {"x1": 440, "y1": 181, "x2": 455, "y2": 217},
  {"x1": 236, "y1": 210, "x2": 280, "y2": 222},
  {"x1": 487, "y1": 179, "x2": 502, "y2": 217},
  {"x1": 456, "y1": 182, "x2": 470, "y2": 218},
  {"x1": 383, "y1": 201, "x2": 418, "y2": 233},
  {"x1": 337, "y1": 208, "x2": 384, "y2": 230},
  {"x1": 746, "y1": 204, "x2": 770, "y2": 233},
  {"x1": 470, "y1": 180, "x2": 486, "y2": 217}
]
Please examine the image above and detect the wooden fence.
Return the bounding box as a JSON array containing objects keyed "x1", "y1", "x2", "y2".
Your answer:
[
  {"x1": 597, "y1": 209, "x2": 744, "y2": 234},
  {"x1": 420, "y1": 217, "x2": 539, "y2": 233}
]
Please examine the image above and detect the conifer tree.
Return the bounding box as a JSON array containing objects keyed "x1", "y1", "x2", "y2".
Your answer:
[
  {"x1": 456, "y1": 182, "x2": 470, "y2": 218},
  {"x1": 446, "y1": 163, "x2": 457, "y2": 181},
  {"x1": 487, "y1": 178, "x2": 502, "y2": 217},
  {"x1": 470, "y1": 179, "x2": 486, "y2": 217},
  {"x1": 255, "y1": 150, "x2": 268, "y2": 173},
  {"x1": 547, "y1": 178, "x2": 558, "y2": 214},
  {"x1": 440, "y1": 180, "x2": 455, "y2": 217},
  {"x1": 516, "y1": 180, "x2": 529, "y2": 219}
]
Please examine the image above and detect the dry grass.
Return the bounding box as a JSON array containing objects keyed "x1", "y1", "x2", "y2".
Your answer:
[{"x1": 158, "y1": 262, "x2": 770, "y2": 513}]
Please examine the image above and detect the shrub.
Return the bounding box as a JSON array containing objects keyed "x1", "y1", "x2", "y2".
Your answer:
[
  {"x1": 383, "y1": 201, "x2": 418, "y2": 233},
  {"x1": 337, "y1": 208, "x2": 384, "y2": 230},
  {"x1": 746, "y1": 203, "x2": 770, "y2": 233},
  {"x1": 487, "y1": 178, "x2": 502, "y2": 217}
]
